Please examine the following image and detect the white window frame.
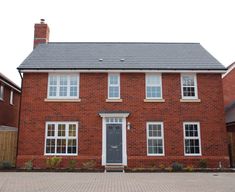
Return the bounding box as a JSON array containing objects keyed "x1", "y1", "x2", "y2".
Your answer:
[
  {"x1": 0, "y1": 85, "x2": 4, "y2": 101},
  {"x1": 108, "y1": 73, "x2": 120, "y2": 99},
  {"x1": 183, "y1": 122, "x2": 201, "y2": 156},
  {"x1": 47, "y1": 73, "x2": 80, "y2": 99},
  {"x1": 10, "y1": 90, "x2": 13, "y2": 105},
  {"x1": 181, "y1": 74, "x2": 198, "y2": 99},
  {"x1": 44, "y1": 121, "x2": 78, "y2": 156},
  {"x1": 146, "y1": 122, "x2": 165, "y2": 156},
  {"x1": 145, "y1": 73, "x2": 163, "y2": 99}
]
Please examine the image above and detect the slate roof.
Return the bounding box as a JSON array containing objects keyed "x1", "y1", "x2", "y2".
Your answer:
[
  {"x1": 18, "y1": 42, "x2": 225, "y2": 71},
  {"x1": 0, "y1": 73, "x2": 21, "y2": 92},
  {"x1": 225, "y1": 101, "x2": 235, "y2": 124}
]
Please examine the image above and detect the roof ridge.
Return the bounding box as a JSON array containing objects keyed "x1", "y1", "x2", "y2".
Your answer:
[{"x1": 47, "y1": 42, "x2": 200, "y2": 44}]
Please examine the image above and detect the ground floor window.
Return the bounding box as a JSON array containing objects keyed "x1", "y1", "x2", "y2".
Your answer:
[
  {"x1": 184, "y1": 122, "x2": 201, "y2": 155},
  {"x1": 45, "y1": 122, "x2": 78, "y2": 155},
  {"x1": 147, "y1": 122, "x2": 164, "y2": 156}
]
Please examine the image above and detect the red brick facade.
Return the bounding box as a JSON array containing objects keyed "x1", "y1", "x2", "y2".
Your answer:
[
  {"x1": 17, "y1": 72, "x2": 229, "y2": 169},
  {"x1": 223, "y1": 65, "x2": 235, "y2": 106},
  {"x1": 0, "y1": 81, "x2": 21, "y2": 128}
]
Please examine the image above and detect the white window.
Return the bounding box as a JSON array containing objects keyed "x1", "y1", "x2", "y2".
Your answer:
[
  {"x1": 108, "y1": 73, "x2": 120, "y2": 99},
  {"x1": 146, "y1": 74, "x2": 162, "y2": 99},
  {"x1": 48, "y1": 74, "x2": 79, "y2": 99},
  {"x1": 147, "y1": 122, "x2": 164, "y2": 156},
  {"x1": 10, "y1": 90, "x2": 13, "y2": 105},
  {"x1": 45, "y1": 122, "x2": 78, "y2": 155},
  {"x1": 0, "y1": 85, "x2": 4, "y2": 100},
  {"x1": 181, "y1": 74, "x2": 198, "y2": 99},
  {"x1": 184, "y1": 122, "x2": 201, "y2": 156}
]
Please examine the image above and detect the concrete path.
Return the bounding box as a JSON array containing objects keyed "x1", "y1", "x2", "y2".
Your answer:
[{"x1": 0, "y1": 172, "x2": 234, "y2": 192}]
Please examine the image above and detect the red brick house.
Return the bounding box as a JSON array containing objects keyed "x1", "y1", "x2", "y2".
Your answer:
[
  {"x1": 0, "y1": 73, "x2": 21, "y2": 165},
  {"x1": 223, "y1": 62, "x2": 235, "y2": 167},
  {"x1": 17, "y1": 20, "x2": 229, "y2": 170},
  {"x1": 0, "y1": 73, "x2": 21, "y2": 129}
]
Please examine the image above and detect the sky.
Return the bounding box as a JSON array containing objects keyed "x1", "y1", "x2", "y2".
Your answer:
[{"x1": 0, "y1": 0, "x2": 235, "y2": 86}]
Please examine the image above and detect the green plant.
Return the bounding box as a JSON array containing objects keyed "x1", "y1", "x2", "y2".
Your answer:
[
  {"x1": 46, "y1": 157, "x2": 62, "y2": 169},
  {"x1": 199, "y1": 159, "x2": 208, "y2": 169},
  {"x1": 24, "y1": 160, "x2": 33, "y2": 170},
  {"x1": 68, "y1": 160, "x2": 77, "y2": 170},
  {"x1": 172, "y1": 162, "x2": 183, "y2": 172},
  {"x1": 82, "y1": 160, "x2": 96, "y2": 170},
  {"x1": 185, "y1": 165, "x2": 194, "y2": 172},
  {"x1": 0, "y1": 161, "x2": 12, "y2": 169}
]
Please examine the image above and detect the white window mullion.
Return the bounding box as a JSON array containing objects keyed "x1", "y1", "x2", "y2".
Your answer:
[
  {"x1": 108, "y1": 73, "x2": 120, "y2": 99},
  {"x1": 181, "y1": 74, "x2": 198, "y2": 99},
  {"x1": 146, "y1": 74, "x2": 162, "y2": 99},
  {"x1": 184, "y1": 122, "x2": 201, "y2": 156},
  {"x1": 48, "y1": 74, "x2": 79, "y2": 99},
  {"x1": 45, "y1": 122, "x2": 78, "y2": 156},
  {"x1": 55, "y1": 123, "x2": 58, "y2": 154}
]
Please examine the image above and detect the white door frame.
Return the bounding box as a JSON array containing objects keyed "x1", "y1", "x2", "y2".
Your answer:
[{"x1": 99, "y1": 113, "x2": 129, "y2": 166}]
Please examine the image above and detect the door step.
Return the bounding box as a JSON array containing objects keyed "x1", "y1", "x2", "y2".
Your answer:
[{"x1": 105, "y1": 165, "x2": 125, "y2": 172}]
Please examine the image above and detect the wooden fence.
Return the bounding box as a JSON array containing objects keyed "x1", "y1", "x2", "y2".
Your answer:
[{"x1": 0, "y1": 126, "x2": 18, "y2": 166}]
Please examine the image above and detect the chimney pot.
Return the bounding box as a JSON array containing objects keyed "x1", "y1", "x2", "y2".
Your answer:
[{"x1": 40, "y1": 19, "x2": 45, "y2": 24}]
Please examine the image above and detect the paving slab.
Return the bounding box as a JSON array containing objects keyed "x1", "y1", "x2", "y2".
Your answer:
[{"x1": 0, "y1": 172, "x2": 234, "y2": 192}]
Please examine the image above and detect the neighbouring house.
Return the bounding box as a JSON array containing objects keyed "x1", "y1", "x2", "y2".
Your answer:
[
  {"x1": 0, "y1": 73, "x2": 21, "y2": 165},
  {"x1": 223, "y1": 62, "x2": 235, "y2": 167},
  {"x1": 16, "y1": 19, "x2": 229, "y2": 170}
]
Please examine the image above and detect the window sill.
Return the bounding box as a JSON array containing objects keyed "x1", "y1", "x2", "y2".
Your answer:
[
  {"x1": 144, "y1": 99, "x2": 165, "y2": 103},
  {"x1": 106, "y1": 99, "x2": 123, "y2": 102},
  {"x1": 44, "y1": 154, "x2": 78, "y2": 156},
  {"x1": 184, "y1": 154, "x2": 202, "y2": 156},
  {"x1": 180, "y1": 99, "x2": 201, "y2": 103},
  {"x1": 147, "y1": 154, "x2": 165, "y2": 156},
  {"x1": 44, "y1": 98, "x2": 81, "y2": 102}
]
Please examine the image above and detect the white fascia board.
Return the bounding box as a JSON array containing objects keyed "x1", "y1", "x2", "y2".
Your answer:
[
  {"x1": 0, "y1": 79, "x2": 21, "y2": 93},
  {"x1": 19, "y1": 69, "x2": 226, "y2": 74},
  {"x1": 222, "y1": 64, "x2": 235, "y2": 78}
]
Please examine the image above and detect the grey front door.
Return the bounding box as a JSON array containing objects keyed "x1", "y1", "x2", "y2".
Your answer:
[{"x1": 106, "y1": 124, "x2": 122, "y2": 163}]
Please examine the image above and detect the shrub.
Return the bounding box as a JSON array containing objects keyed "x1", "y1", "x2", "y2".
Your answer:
[
  {"x1": 199, "y1": 159, "x2": 208, "y2": 169},
  {"x1": 159, "y1": 163, "x2": 165, "y2": 170},
  {"x1": 185, "y1": 165, "x2": 194, "y2": 172},
  {"x1": 82, "y1": 160, "x2": 96, "y2": 170},
  {"x1": 24, "y1": 160, "x2": 33, "y2": 170},
  {"x1": 46, "y1": 157, "x2": 62, "y2": 169},
  {"x1": 68, "y1": 160, "x2": 77, "y2": 171},
  {"x1": 172, "y1": 162, "x2": 183, "y2": 172},
  {"x1": 0, "y1": 161, "x2": 12, "y2": 169}
]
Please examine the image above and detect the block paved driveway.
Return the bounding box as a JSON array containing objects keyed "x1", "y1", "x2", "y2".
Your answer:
[{"x1": 0, "y1": 172, "x2": 235, "y2": 192}]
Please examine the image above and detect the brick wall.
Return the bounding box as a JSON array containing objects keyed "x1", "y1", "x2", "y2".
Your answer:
[
  {"x1": 223, "y1": 67, "x2": 235, "y2": 106},
  {"x1": 17, "y1": 73, "x2": 229, "y2": 169},
  {"x1": 0, "y1": 82, "x2": 20, "y2": 127}
]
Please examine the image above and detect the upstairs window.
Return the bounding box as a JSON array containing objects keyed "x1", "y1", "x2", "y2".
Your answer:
[
  {"x1": 0, "y1": 85, "x2": 3, "y2": 100},
  {"x1": 181, "y1": 74, "x2": 198, "y2": 99},
  {"x1": 108, "y1": 73, "x2": 120, "y2": 99},
  {"x1": 184, "y1": 122, "x2": 201, "y2": 156},
  {"x1": 146, "y1": 74, "x2": 162, "y2": 99},
  {"x1": 48, "y1": 74, "x2": 79, "y2": 99},
  {"x1": 10, "y1": 90, "x2": 13, "y2": 105},
  {"x1": 45, "y1": 122, "x2": 78, "y2": 155}
]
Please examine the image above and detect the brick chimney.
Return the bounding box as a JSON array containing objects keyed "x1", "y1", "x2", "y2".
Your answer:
[{"x1": 33, "y1": 19, "x2": 50, "y2": 49}]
